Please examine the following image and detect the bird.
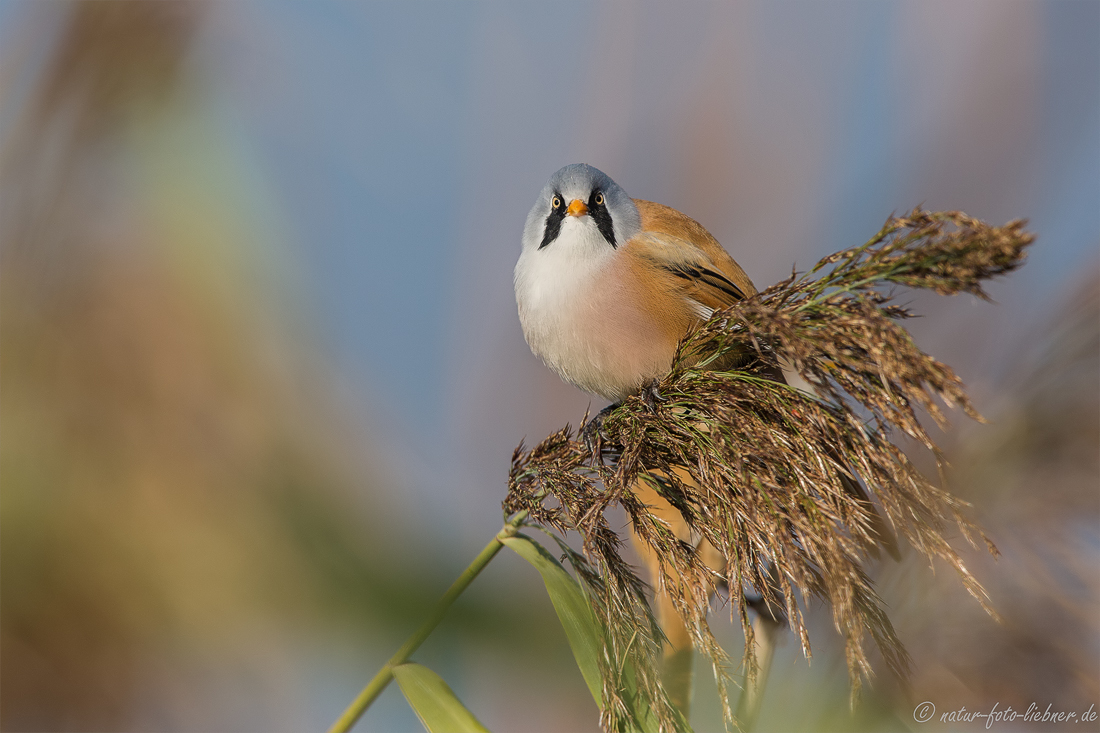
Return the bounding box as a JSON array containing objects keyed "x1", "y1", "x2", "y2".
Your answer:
[
  {"x1": 515, "y1": 163, "x2": 757, "y2": 404},
  {"x1": 514, "y1": 163, "x2": 898, "y2": 715}
]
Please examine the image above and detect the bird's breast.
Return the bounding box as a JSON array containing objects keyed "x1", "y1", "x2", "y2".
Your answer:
[{"x1": 515, "y1": 238, "x2": 691, "y2": 402}]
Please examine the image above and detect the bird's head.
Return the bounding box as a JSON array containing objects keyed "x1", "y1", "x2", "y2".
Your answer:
[{"x1": 521, "y1": 163, "x2": 642, "y2": 256}]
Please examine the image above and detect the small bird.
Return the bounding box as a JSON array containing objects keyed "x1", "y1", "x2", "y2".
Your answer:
[
  {"x1": 515, "y1": 163, "x2": 756, "y2": 403},
  {"x1": 514, "y1": 163, "x2": 897, "y2": 714}
]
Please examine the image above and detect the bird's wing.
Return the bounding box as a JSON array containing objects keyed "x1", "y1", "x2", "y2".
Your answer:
[
  {"x1": 628, "y1": 229, "x2": 749, "y2": 315},
  {"x1": 632, "y1": 199, "x2": 757, "y2": 312},
  {"x1": 632, "y1": 202, "x2": 902, "y2": 560}
]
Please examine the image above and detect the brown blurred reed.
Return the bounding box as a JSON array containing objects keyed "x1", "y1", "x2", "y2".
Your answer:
[
  {"x1": 0, "y1": 4, "x2": 543, "y2": 730},
  {"x1": 0, "y1": 4, "x2": 352, "y2": 728}
]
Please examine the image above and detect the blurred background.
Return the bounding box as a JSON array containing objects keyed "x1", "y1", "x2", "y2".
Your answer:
[{"x1": 1, "y1": 2, "x2": 1096, "y2": 731}]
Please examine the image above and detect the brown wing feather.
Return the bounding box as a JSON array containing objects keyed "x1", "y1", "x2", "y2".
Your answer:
[
  {"x1": 658, "y1": 260, "x2": 749, "y2": 312},
  {"x1": 634, "y1": 199, "x2": 757, "y2": 304}
]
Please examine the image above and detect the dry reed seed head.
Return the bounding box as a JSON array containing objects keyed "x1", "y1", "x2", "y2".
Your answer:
[{"x1": 505, "y1": 209, "x2": 1030, "y2": 730}]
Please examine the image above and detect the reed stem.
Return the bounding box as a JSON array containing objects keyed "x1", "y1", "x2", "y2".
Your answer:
[
  {"x1": 327, "y1": 511, "x2": 530, "y2": 733},
  {"x1": 734, "y1": 614, "x2": 782, "y2": 731}
]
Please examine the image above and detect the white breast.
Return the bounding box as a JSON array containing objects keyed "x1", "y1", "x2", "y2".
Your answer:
[{"x1": 514, "y1": 219, "x2": 668, "y2": 401}]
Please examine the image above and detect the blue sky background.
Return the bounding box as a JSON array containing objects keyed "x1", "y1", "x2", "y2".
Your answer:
[{"x1": 183, "y1": 1, "x2": 1099, "y2": 537}]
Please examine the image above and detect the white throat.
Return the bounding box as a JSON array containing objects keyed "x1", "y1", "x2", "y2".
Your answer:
[{"x1": 515, "y1": 216, "x2": 615, "y2": 313}]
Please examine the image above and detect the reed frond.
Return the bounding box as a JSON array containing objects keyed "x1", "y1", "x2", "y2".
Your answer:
[{"x1": 505, "y1": 209, "x2": 1033, "y2": 732}]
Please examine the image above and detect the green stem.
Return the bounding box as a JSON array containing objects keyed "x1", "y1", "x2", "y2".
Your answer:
[{"x1": 328, "y1": 510, "x2": 531, "y2": 733}]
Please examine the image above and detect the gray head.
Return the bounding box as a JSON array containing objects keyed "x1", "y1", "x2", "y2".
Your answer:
[{"x1": 521, "y1": 164, "x2": 642, "y2": 254}]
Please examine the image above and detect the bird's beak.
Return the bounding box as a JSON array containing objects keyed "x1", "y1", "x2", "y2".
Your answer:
[{"x1": 566, "y1": 199, "x2": 588, "y2": 217}]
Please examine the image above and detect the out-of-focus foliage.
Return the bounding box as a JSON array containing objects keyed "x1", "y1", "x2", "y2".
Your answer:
[
  {"x1": 0, "y1": 4, "x2": 574, "y2": 731},
  {"x1": 894, "y1": 273, "x2": 1100, "y2": 730},
  {"x1": 0, "y1": 4, "x2": 374, "y2": 729}
]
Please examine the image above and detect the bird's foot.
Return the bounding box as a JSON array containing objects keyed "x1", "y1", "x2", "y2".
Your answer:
[
  {"x1": 581, "y1": 403, "x2": 617, "y2": 462},
  {"x1": 641, "y1": 379, "x2": 666, "y2": 413}
]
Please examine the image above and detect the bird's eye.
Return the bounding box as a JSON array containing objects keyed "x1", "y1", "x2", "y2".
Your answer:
[
  {"x1": 551, "y1": 196, "x2": 561, "y2": 209},
  {"x1": 594, "y1": 192, "x2": 605, "y2": 206}
]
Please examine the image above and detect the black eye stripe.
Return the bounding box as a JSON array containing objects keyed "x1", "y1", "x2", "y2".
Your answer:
[
  {"x1": 539, "y1": 189, "x2": 566, "y2": 249},
  {"x1": 538, "y1": 187, "x2": 617, "y2": 250},
  {"x1": 588, "y1": 188, "x2": 616, "y2": 249}
]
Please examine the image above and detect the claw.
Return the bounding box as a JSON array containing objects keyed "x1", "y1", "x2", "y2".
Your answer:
[
  {"x1": 581, "y1": 403, "x2": 617, "y2": 462},
  {"x1": 641, "y1": 379, "x2": 666, "y2": 414}
]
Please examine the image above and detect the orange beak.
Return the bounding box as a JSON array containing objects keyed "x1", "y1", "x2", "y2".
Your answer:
[{"x1": 565, "y1": 199, "x2": 588, "y2": 217}]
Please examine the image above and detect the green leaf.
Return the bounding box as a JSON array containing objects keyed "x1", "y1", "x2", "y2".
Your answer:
[
  {"x1": 504, "y1": 534, "x2": 675, "y2": 733},
  {"x1": 392, "y1": 663, "x2": 490, "y2": 733},
  {"x1": 501, "y1": 534, "x2": 604, "y2": 706}
]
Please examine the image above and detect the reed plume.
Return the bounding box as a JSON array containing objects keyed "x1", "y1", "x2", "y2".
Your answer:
[{"x1": 505, "y1": 209, "x2": 1033, "y2": 732}]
